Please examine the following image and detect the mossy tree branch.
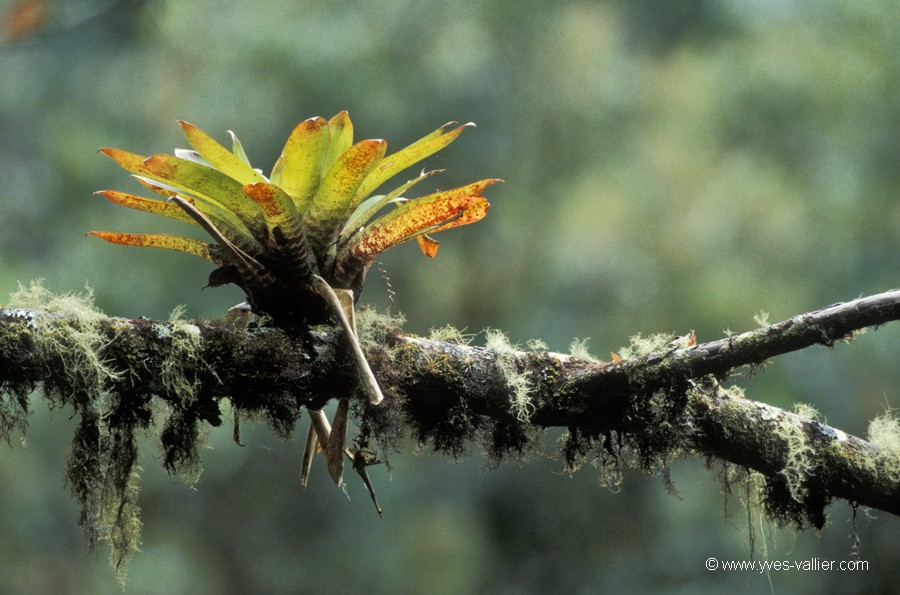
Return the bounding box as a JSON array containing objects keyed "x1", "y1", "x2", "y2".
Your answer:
[{"x1": 0, "y1": 288, "x2": 898, "y2": 570}]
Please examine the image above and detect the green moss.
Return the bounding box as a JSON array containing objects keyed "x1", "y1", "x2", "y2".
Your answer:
[{"x1": 0, "y1": 317, "x2": 33, "y2": 443}]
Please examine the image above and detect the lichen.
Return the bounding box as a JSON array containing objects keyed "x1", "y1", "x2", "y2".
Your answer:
[
  {"x1": 568, "y1": 337, "x2": 598, "y2": 362},
  {"x1": 753, "y1": 311, "x2": 770, "y2": 326},
  {"x1": 868, "y1": 411, "x2": 900, "y2": 483},
  {"x1": 526, "y1": 338, "x2": 548, "y2": 351},
  {"x1": 7, "y1": 281, "x2": 142, "y2": 581},
  {"x1": 355, "y1": 305, "x2": 405, "y2": 351},
  {"x1": 483, "y1": 329, "x2": 534, "y2": 422},
  {"x1": 9, "y1": 280, "x2": 121, "y2": 411},
  {"x1": 157, "y1": 305, "x2": 204, "y2": 406},
  {"x1": 777, "y1": 404, "x2": 819, "y2": 502},
  {"x1": 868, "y1": 411, "x2": 900, "y2": 453},
  {"x1": 428, "y1": 324, "x2": 474, "y2": 345},
  {"x1": 616, "y1": 332, "x2": 675, "y2": 360}
]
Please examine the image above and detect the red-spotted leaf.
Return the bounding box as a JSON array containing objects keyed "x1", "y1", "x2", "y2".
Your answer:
[
  {"x1": 349, "y1": 179, "x2": 499, "y2": 256},
  {"x1": 100, "y1": 148, "x2": 266, "y2": 249},
  {"x1": 94, "y1": 190, "x2": 197, "y2": 226},
  {"x1": 88, "y1": 231, "x2": 218, "y2": 262},
  {"x1": 332, "y1": 181, "x2": 496, "y2": 285},
  {"x1": 241, "y1": 182, "x2": 300, "y2": 233},
  {"x1": 303, "y1": 138, "x2": 387, "y2": 258},
  {"x1": 339, "y1": 168, "x2": 444, "y2": 243}
]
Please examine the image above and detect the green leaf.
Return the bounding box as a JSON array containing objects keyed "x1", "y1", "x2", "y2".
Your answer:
[
  {"x1": 303, "y1": 139, "x2": 387, "y2": 259},
  {"x1": 277, "y1": 116, "x2": 329, "y2": 210},
  {"x1": 100, "y1": 148, "x2": 265, "y2": 253},
  {"x1": 228, "y1": 130, "x2": 252, "y2": 167},
  {"x1": 323, "y1": 111, "x2": 354, "y2": 174},
  {"x1": 88, "y1": 231, "x2": 218, "y2": 262},
  {"x1": 355, "y1": 189, "x2": 491, "y2": 253},
  {"x1": 94, "y1": 190, "x2": 197, "y2": 226},
  {"x1": 178, "y1": 121, "x2": 267, "y2": 185},
  {"x1": 242, "y1": 182, "x2": 303, "y2": 238},
  {"x1": 269, "y1": 155, "x2": 284, "y2": 186},
  {"x1": 332, "y1": 180, "x2": 498, "y2": 285},
  {"x1": 339, "y1": 168, "x2": 444, "y2": 243},
  {"x1": 354, "y1": 121, "x2": 473, "y2": 203},
  {"x1": 99, "y1": 147, "x2": 148, "y2": 173},
  {"x1": 141, "y1": 154, "x2": 268, "y2": 241}
]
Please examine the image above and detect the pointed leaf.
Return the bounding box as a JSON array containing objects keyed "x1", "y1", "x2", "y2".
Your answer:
[
  {"x1": 100, "y1": 147, "x2": 149, "y2": 173},
  {"x1": 169, "y1": 195, "x2": 258, "y2": 266},
  {"x1": 241, "y1": 182, "x2": 301, "y2": 234},
  {"x1": 109, "y1": 178, "x2": 264, "y2": 257},
  {"x1": 229, "y1": 131, "x2": 252, "y2": 166},
  {"x1": 300, "y1": 422, "x2": 318, "y2": 489},
  {"x1": 173, "y1": 149, "x2": 211, "y2": 166},
  {"x1": 133, "y1": 176, "x2": 178, "y2": 198},
  {"x1": 133, "y1": 185, "x2": 265, "y2": 257},
  {"x1": 141, "y1": 154, "x2": 268, "y2": 240},
  {"x1": 311, "y1": 275, "x2": 383, "y2": 405},
  {"x1": 355, "y1": 192, "x2": 490, "y2": 257},
  {"x1": 178, "y1": 121, "x2": 267, "y2": 185},
  {"x1": 333, "y1": 180, "x2": 498, "y2": 285},
  {"x1": 102, "y1": 148, "x2": 266, "y2": 246},
  {"x1": 269, "y1": 155, "x2": 284, "y2": 186},
  {"x1": 95, "y1": 190, "x2": 197, "y2": 226},
  {"x1": 325, "y1": 399, "x2": 349, "y2": 485},
  {"x1": 355, "y1": 122, "x2": 473, "y2": 202},
  {"x1": 278, "y1": 116, "x2": 329, "y2": 209},
  {"x1": 323, "y1": 111, "x2": 353, "y2": 174},
  {"x1": 88, "y1": 231, "x2": 217, "y2": 262},
  {"x1": 339, "y1": 168, "x2": 444, "y2": 242},
  {"x1": 303, "y1": 139, "x2": 387, "y2": 259}
]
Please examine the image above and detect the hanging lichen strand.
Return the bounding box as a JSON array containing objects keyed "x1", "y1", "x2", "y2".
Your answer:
[{"x1": 91, "y1": 112, "x2": 499, "y2": 326}]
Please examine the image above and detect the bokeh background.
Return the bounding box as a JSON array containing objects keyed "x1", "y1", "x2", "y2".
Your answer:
[{"x1": 0, "y1": 0, "x2": 897, "y2": 592}]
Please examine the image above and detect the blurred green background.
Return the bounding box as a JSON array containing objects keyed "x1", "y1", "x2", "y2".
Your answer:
[{"x1": 0, "y1": 0, "x2": 897, "y2": 592}]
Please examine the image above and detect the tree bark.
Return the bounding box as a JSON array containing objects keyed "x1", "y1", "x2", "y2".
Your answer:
[{"x1": 0, "y1": 289, "x2": 898, "y2": 529}]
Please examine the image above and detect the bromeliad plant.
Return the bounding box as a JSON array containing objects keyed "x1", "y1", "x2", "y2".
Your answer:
[
  {"x1": 91, "y1": 112, "x2": 499, "y2": 504},
  {"x1": 92, "y1": 111, "x2": 497, "y2": 325}
]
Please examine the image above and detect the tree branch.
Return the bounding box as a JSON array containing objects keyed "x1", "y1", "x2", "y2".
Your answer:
[{"x1": 0, "y1": 289, "x2": 898, "y2": 543}]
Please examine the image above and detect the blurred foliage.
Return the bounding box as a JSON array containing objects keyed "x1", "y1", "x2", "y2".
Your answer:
[{"x1": 0, "y1": 0, "x2": 897, "y2": 592}]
